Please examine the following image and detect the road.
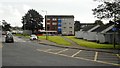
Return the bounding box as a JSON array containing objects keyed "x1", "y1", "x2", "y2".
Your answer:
[{"x1": 2, "y1": 35, "x2": 120, "y2": 66}]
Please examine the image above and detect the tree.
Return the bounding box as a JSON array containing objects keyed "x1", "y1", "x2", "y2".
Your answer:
[
  {"x1": 22, "y1": 9, "x2": 43, "y2": 33},
  {"x1": 92, "y1": 0, "x2": 120, "y2": 48},
  {"x1": 74, "y1": 21, "x2": 81, "y2": 31},
  {"x1": 92, "y1": 0, "x2": 120, "y2": 31},
  {"x1": 92, "y1": 0, "x2": 120, "y2": 20},
  {"x1": 94, "y1": 20, "x2": 104, "y2": 25},
  {"x1": 2, "y1": 20, "x2": 11, "y2": 31}
]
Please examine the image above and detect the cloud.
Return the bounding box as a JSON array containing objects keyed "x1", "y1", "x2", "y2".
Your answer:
[
  {"x1": 0, "y1": 4, "x2": 23, "y2": 27},
  {"x1": 0, "y1": 4, "x2": 4, "y2": 14},
  {"x1": 23, "y1": 5, "x2": 32, "y2": 13}
]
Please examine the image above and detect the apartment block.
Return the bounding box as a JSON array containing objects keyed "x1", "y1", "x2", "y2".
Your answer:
[{"x1": 45, "y1": 15, "x2": 74, "y2": 35}]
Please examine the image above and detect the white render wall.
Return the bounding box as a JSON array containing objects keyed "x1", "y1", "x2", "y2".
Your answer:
[
  {"x1": 97, "y1": 33, "x2": 105, "y2": 43},
  {"x1": 83, "y1": 32, "x2": 88, "y2": 40},
  {"x1": 87, "y1": 32, "x2": 97, "y2": 41},
  {"x1": 75, "y1": 31, "x2": 84, "y2": 38},
  {"x1": 61, "y1": 18, "x2": 74, "y2": 35}
]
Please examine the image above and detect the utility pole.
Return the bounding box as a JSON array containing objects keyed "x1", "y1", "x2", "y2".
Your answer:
[
  {"x1": 113, "y1": 2, "x2": 118, "y2": 49},
  {"x1": 42, "y1": 10, "x2": 48, "y2": 40}
]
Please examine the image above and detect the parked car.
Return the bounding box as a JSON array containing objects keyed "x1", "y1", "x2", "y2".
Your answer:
[
  {"x1": 5, "y1": 33, "x2": 14, "y2": 43},
  {"x1": 30, "y1": 34, "x2": 38, "y2": 40}
]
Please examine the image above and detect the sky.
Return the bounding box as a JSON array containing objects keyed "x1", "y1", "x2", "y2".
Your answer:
[{"x1": 0, "y1": 0, "x2": 110, "y2": 27}]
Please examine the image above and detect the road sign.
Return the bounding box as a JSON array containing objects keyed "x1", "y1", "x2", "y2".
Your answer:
[{"x1": 112, "y1": 27, "x2": 117, "y2": 31}]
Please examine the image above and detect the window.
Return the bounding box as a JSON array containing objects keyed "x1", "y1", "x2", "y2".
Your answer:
[
  {"x1": 58, "y1": 18, "x2": 61, "y2": 20},
  {"x1": 62, "y1": 18, "x2": 65, "y2": 20},
  {"x1": 58, "y1": 27, "x2": 61, "y2": 29},
  {"x1": 52, "y1": 18, "x2": 57, "y2": 21},
  {"x1": 47, "y1": 25, "x2": 50, "y2": 30},
  {"x1": 69, "y1": 27, "x2": 72, "y2": 28},
  {"x1": 52, "y1": 22, "x2": 57, "y2": 25},
  {"x1": 52, "y1": 26, "x2": 57, "y2": 30},
  {"x1": 69, "y1": 31, "x2": 72, "y2": 34},
  {"x1": 47, "y1": 18, "x2": 50, "y2": 20},
  {"x1": 69, "y1": 23, "x2": 72, "y2": 24},
  {"x1": 63, "y1": 27, "x2": 66, "y2": 28},
  {"x1": 64, "y1": 23, "x2": 66, "y2": 24},
  {"x1": 47, "y1": 23, "x2": 50, "y2": 25}
]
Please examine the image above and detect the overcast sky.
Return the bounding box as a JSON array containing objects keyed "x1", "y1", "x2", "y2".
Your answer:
[{"x1": 0, "y1": 0, "x2": 110, "y2": 27}]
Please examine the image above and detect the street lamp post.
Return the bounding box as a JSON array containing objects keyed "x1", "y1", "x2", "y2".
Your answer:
[{"x1": 42, "y1": 10, "x2": 48, "y2": 40}]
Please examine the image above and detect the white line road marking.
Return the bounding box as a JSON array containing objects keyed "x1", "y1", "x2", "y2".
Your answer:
[
  {"x1": 116, "y1": 54, "x2": 120, "y2": 58},
  {"x1": 44, "y1": 49, "x2": 52, "y2": 52},
  {"x1": 71, "y1": 50, "x2": 82, "y2": 57},
  {"x1": 55, "y1": 49, "x2": 68, "y2": 54},
  {"x1": 36, "y1": 48, "x2": 120, "y2": 66},
  {"x1": 94, "y1": 52, "x2": 98, "y2": 61},
  {"x1": 37, "y1": 49, "x2": 52, "y2": 52},
  {"x1": 36, "y1": 49, "x2": 43, "y2": 51},
  {"x1": 96, "y1": 60, "x2": 120, "y2": 66}
]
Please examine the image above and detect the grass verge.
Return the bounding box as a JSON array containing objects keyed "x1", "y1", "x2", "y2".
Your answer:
[
  {"x1": 38, "y1": 36, "x2": 71, "y2": 46},
  {"x1": 15, "y1": 33, "x2": 30, "y2": 38},
  {"x1": 65, "y1": 36, "x2": 120, "y2": 49}
]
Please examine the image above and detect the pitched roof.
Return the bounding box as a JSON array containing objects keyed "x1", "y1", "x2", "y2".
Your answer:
[
  {"x1": 92, "y1": 22, "x2": 114, "y2": 32},
  {"x1": 106, "y1": 29, "x2": 114, "y2": 32},
  {"x1": 82, "y1": 25, "x2": 95, "y2": 31}
]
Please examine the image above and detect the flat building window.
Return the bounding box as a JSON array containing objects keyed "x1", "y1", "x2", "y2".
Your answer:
[
  {"x1": 63, "y1": 27, "x2": 66, "y2": 28},
  {"x1": 52, "y1": 26, "x2": 57, "y2": 30},
  {"x1": 52, "y1": 18, "x2": 57, "y2": 21},
  {"x1": 52, "y1": 22, "x2": 57, "y2": 25},
  {"x1": 47, "y1": 25, "x2": 50, "y2": 30},
  {"x1": 69, "y1": 31, "x2": 72, "y2": 34},
  {"x1": 47, "y1": 18, "x2": 50, "y2": 20},
  {"x1": 47, "y1": 23, "x2": 50, "y2": 25}
]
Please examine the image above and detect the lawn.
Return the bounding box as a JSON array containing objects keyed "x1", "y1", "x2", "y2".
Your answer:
[
  {"x1": 65, "y1": 36, "x2": 120, "y2": 49},
  {"x1": 15, "y1": 33, "x2": 30, "y2": 38},
  {"x1": 38, "y1": 36, "x2": 71, "y2": 46}
]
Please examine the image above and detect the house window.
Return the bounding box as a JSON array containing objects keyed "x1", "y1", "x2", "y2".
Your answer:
[{"x1": 69, "y1": 27, "x2": 72, "y2": 28}]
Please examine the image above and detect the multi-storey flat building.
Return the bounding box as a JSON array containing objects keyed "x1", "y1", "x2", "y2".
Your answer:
[{"x1": 45, "y1": 15, "x2": 74, "y2": 35}]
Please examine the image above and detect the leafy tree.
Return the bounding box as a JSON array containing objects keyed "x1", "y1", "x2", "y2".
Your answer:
[
  {"x1": 74, "y1": 21, "x2": 81, "y2": 31},
  {"x1": 94, "y1": 20, "x2": 104, "y2": 25},
  {"x1": 2, "y1": 20, "x2": 11, "y2": 31},
  {"x1": 92, "y1": 0, "x2": 120, "y2": 20},
  {"x1": 92, "y1": 0, "x2": 120, "y2": 31},
  {"x1": 22, "y1": 9, "x2": 43, "y2": 33}
]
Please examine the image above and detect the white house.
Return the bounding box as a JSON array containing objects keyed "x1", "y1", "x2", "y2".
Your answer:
[
  {"x1": 94, "y1": 22, "x2": 119, "y2": 44},
  {"x1": 75, "y1": 22, "x2": 120, "y2": 44},
  {"x1": 75, "y1": 25, "x2": 100, "y2": 41}
]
